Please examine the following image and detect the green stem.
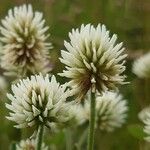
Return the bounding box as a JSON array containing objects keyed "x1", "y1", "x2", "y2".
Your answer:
[
  {"x1": 65, "y1": 129, "x2": 72, "y2": 150},
  {"x1": 36, "y1": 125, "x2": 44, "y2": 150},
  {"x1": 87, "y1": 89, "x2": 96, "y2": 150}
]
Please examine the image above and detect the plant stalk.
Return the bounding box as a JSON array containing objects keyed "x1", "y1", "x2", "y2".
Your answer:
[
  {"x1": 87, "y1": 88, "x2": 96, "y2": 150},
  {"x1": 36, "y1": 125, "x2": 44, "y2": 150}
]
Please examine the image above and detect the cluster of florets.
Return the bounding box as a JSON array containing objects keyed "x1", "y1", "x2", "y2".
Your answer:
[
  {"x1": 73, "y1": 91, "x2": 128, "y2": 132},
  {"x1": 0, "y1": 4, "x2": 52, "y2": 77}
]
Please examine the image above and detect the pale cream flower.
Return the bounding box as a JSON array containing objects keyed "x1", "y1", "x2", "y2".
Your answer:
[
  {"x1": 96, "y1": 91, "x2": 128, "y2": 132},
  {"x1": 133, "y1": 52, "x2": 150, "y2": 78},
  {"x1": 16, "y1": 138, "x2": 48, "y2": 150},
  {"x1": 6, "y1": 74, "x2": 72, "y2": 128},
  {"x1": 70, "y1": 103, "x2": 89, "y2": 126},
  {"x1": 59, "y1": 24, "x2": 127, "y2": 100},
  {"x1": 139, "y1": 107, "x2": 150, "y2": 142},
  {"x1": 73, "y1": 92, "x2": 128, "y2": 132},
  {"x1": 0, "y1": 4, "x2": 52, "y2": 77}
]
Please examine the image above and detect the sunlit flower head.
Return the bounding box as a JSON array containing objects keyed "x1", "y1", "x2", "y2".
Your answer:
[
  {"x1": 133, "y1": 52, "x2": 150, "y2": 78},
  {"x1": 72, "y1": 91, "x2": 128, "y2": 131},
  {"x1": 6, "y1": 74, "x2": 72, "y2": 128},
  {"x1": 59, "y1": 24, "x2": 127, "y2": 100},
  {"x1": 16, "y1": 138, "x2": 48, "y2": 150},
  {"x1": 0, "y1": 4, "x2": 52, "y2": 77},
  {"x1": 139, "y1": 107, "x2": 150, "y2": 142}
]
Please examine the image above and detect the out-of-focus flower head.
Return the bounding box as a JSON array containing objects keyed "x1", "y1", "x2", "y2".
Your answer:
[
  {"x1": 133, "y1": 52, "x2": 150, "y2": 78},
  {"x1": 16, "y1": 138, "x2": 48, "y2": 150},
  {"x1": 139, "y1": 106, "x2": 150, "y2": 142},
  {"x1": 0, "y1": 4, "x2": 53, "y2": 77},
  {"x1": 73, "y1": 91, "x2": 128, "y2": 132},
  {"x1": 96, "y1": 91, "x2": 128, "y2": 132}
]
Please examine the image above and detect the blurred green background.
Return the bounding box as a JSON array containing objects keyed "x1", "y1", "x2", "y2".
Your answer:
[{"x1": 0, "y1": 0, "x2": 150, "y2": 149}]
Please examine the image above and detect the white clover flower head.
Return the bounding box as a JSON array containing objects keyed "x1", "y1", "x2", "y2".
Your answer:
[
  {"x1": 133, "y1": 52, "x2": 150, "y2": 78},
  {"x1": 71, "y1": 91, "x2": 128, "y2": 131},
  {"x1": 59, "y1": 24, "x2": 127, "y2": 100},
  {"x1": 138, "y1": 107, "x2": 150, "y2": 142},
  {"x1": 96, "y1": 91, "x2": 128, "y2": 132},
  {"x1": 70, "y1": 103, "x2": 89, "y2": 126},
  {"x1": 16, "y1": 138, "x2": 48, "y2": 150},
  {"x1": 0, "y1": 4, "x2": 52, "y2": 77},
  {"x1": 6, "y1": 74, "x2": 72, "y2": 128}
]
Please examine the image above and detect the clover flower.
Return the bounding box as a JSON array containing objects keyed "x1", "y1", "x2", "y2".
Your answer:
[
  {"x1": 0, "y1": 4, "x2": 52, "y2": 77},
  {"x1": 139, "y1": 107, "x2": 150, "y2": 142},
  {"x1": 133, "y1": 52, "x2": 150, "y2": 78},
  {"x1": 16, "y1": 138, "x2": 48, "y2": 150},
  {"x1": 70, "y1": 103, "x2": 89, "y2": 126},
  {"x1": 6, "y1": 74, "x2": 72, "y2": 128},
  {"x1": 96, "y1": 91, "x2": 128, "y2": 132},
  {"x1": 73, "y1": 92, "x2": 128, "y2": 131},
  {"x1": 59, "y1": 24, "x2": 127, "y2": 100}
]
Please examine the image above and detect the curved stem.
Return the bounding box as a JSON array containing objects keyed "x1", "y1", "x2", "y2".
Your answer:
[
  {"x1": 36, "y1": 125, "x2": 44, "y2": 150},
  {"x1": 87, "y1": 89, "x2": 96, "y2": 150}
]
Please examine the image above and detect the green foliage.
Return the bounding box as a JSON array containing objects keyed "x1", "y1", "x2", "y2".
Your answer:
[
  {"x1": 128, "y1": 124, "x2": 146, "y2": 140},
  {"x1": 9, "y1": 142, "x2": 16, "y2": 150}
]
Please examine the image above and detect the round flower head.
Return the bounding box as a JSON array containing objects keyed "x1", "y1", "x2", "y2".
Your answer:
[
  {"x1": 69, "y1": 103, "x2": 89, "y2": 126},
  {"x1": 16, "y1": 138, "x2": 48, "y2": 150},
  {"x1": 0, "y1": 4, "x2": 52, "y2": 77},
  {"x1": 133, "y1": 52, "x2": 150, "y2": 78},
  {"x1": 96, "y1": 92, "x2": 128, "y2": 132},
  {"x1": 72, "y1": 92, "x2": 128, "y2": 131},
  {"x1": 6, "y1": 74, "x2": 72, "y2": 128},
  {"x1": 139, "y1": 107, "x2": 150, "y2": 142},
  {"x1": 59, "y1": 24, "x2": 127, "y2": 100}
]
